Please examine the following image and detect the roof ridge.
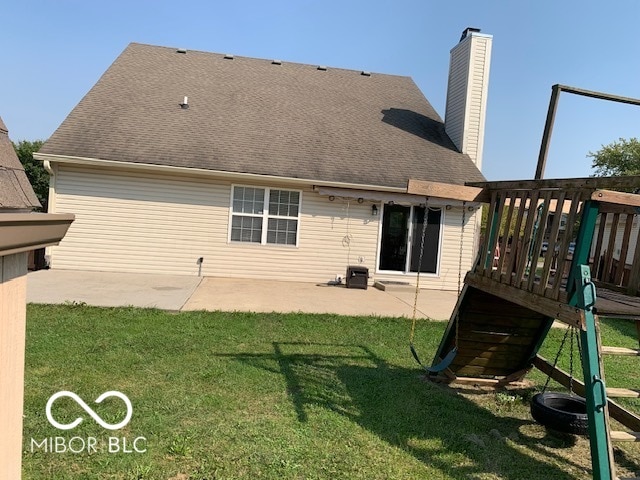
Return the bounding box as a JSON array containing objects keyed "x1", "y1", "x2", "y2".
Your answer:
[{"x1": 125, "y1": 42, "x2": 411, "y2": 79}]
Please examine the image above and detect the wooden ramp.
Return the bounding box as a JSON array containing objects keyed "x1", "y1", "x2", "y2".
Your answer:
[{"x1": 430, "y1": 283, "x2": 554, "y2": 385}]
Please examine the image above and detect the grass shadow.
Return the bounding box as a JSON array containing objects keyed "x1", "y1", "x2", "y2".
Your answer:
[{"x1": 222, "y1": 341, "x2": 591, "y2": 479}]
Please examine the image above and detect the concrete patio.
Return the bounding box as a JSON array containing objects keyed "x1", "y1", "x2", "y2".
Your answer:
[{"x1": 27, "y1": 269, "x2": 458, "y2": 320}]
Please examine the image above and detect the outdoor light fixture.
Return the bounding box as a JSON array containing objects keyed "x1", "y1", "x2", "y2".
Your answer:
[
  {"x1": 329, "y1": 196, "x2": 335, "y2": 202},
  {"x1": 357, "y1": 197, "x2": 364, "y2": 204},
  {"x1": 371, "y1": 204, "x2": 378, "y2": 216},
  {"x1": 446, "y1": 205, "x2": 452, "y2": 210}
]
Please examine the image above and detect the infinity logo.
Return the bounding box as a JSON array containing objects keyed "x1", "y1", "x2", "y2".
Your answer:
[{"x1": 46, "y1": 391, "x2": 133, "y2": 430}]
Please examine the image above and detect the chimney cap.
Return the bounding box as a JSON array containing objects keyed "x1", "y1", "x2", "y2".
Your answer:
[{"x1": 460, "y1": 27, "x2": 481, "y2": 42}]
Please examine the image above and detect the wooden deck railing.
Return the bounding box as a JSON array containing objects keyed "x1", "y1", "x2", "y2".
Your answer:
[
  {"x1": 591, "y1": 206, "x2": 640, "y2": 296},
  {"x1": 465, "y1": 177, "x2": 640, "y2": 304}
]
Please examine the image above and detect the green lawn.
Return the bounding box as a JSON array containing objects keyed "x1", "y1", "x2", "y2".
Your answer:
[{"x1": 22, "y1": 304, "x2": 640, "y2": 479}]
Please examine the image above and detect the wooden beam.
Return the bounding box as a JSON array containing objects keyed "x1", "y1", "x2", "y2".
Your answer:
[
  {"x1": 429, "y1": 375, "x2": 530, "y2": 388},
  {"x1": 610, "y1": 431, "x2": 640, "y2": 442},
  {"x1": 606, "y1": 388, "x2": 640, "y2": 398},
  {"x1": 465, "y1": 272, "x2": 585, "y2": 329},
  {"x1": 467, "y1": 175, "x2": 640, "y2": 192},
  {"x1": 601, "y1": 346, "x2": 640, "y2": 356},
  {"x1": 557, "y1": 84, "x2": 640, "y2": 107},
  {"x1": 533, "y1": 355, "x2": 640, "y2": 432},
  {"x1": 592, "y1": 190, "x2": 640, "y2": 208},
  {"x1": 406, "y1": 179, "x2": 489, "y2": 203},
  {"x1": 597, "y1": 204, "x2": 640, "y2": 215}
]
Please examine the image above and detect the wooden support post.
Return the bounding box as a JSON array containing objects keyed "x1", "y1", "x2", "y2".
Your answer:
[
  {"x1": 0, "y1": 253, "x2": 28, "y2": 479},
  {"x1": 535, "y1": 84, "x2": 561, "y2": 180}
]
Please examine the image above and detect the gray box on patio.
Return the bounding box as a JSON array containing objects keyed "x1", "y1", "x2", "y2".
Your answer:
[{"x1": 346, "y1": 266, "x2": 368, "y2": 289}]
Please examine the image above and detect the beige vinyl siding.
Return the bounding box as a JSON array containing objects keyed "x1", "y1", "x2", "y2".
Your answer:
[
  {"x1": 50, "y1": 165, "x2": 221, "y2": 275},
  {"x1": 221, "y1": 197, "x2": 378, "y2": 282},
  {"x1": 444, "y1": 39, "x2": 471, "y2": 153},
  {"x1": 464, "y1": 36, "x2": 491, "y2": 169},
  {"x1": 444, "y1": 33, "x2": 492, "y2": 169},
  {"x1": 49, "y1": 165, "x2": 380, "y2": 282},
  {"x1": 49, "y1": 164, "x2": 472, "y2": 289}
]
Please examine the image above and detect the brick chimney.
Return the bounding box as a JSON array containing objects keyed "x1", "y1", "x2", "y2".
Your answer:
[{"x1": 444, "y1": 27, "x2": 492, "y2": 170}]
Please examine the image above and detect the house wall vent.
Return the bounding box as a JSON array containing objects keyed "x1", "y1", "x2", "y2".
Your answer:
[
  {"x1": 224, "y1": 54, "x2": 234, "y2": 60},
  {"x1": 176, "y1": 48, "x2": 187, "y2": 54}
]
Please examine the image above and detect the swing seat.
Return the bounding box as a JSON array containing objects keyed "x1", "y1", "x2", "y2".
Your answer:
[
  {"x1": 411, "y1": 344, "x2": 458, "y2": 374},
  {"x1": 530, "y1": 392, "x2": 589, "y2": 436}
]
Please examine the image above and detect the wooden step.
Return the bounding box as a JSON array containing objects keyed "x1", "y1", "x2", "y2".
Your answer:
[
  {"x1": 607, "y1": 388, "x2": 640, "y2": 398},
  {"x1": 610, "y1": 431, "x2": 640, "y2": 442},
  {"x1": 602, "y1": 346, "x2": 640, "y2": 356}
]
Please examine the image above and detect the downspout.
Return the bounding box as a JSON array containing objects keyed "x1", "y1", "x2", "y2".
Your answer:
[
  {"x1": 43, "y1": 160, "x2": 56, "y2": 214},
  {"x1": 43, "y1": 160, "x2": 57, "y2": 266}
]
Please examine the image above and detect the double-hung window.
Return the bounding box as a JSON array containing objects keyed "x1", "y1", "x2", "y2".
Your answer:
[{"x1": 230, "y1": 186, "x2": 301, "y2": 246}]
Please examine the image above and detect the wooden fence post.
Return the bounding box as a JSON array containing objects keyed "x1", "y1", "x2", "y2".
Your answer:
[{"x1": 0, "y1": 252, "x2": 28, "y2": 479}]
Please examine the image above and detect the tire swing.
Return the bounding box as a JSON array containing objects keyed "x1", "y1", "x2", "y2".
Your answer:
[{"x1": 530, "y1": 325, "x2": 589, "y2": 436}]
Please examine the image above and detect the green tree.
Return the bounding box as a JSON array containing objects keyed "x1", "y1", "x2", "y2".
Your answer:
[
  {"x1": 12, "y1": 139, "x2": 48, "y2": 207},
  {"x1": 588, "y1": 137, "x2": 640, "y2": 177}
]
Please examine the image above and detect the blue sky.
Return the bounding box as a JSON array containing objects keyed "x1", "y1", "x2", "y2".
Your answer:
[{"x1": 2, "y1": 0, "x2": 640, "y2": 181}]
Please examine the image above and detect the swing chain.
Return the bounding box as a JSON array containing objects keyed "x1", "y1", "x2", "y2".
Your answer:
[
  {"x1": 458, "y1": 202, "x2": 466, "y2": 294},
  {"x1": 410, "y1": 198, "x2": 429, "y2": 342},
  {"x1": 569, "y1": 326, "x2": 575, "y2": 395},
  {"x1": 542, "y1": 325, "x2": 572, "y2": 393}
]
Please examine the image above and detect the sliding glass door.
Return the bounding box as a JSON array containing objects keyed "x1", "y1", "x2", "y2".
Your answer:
[{"x1": 379, "y1": 204, "x2": 441, "y2": 274}]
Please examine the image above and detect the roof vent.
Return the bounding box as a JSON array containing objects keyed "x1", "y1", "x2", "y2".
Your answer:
[
  {"x1": 176, "y1": 48, "x2": 187, "y2": 54},
  {"x1": 179, "y1": 96, "x2": 189, "y2": 109},
  {"x1": 360, "y1": 71, "x2": 371, "y2": 77},
  {"x1": 224, "y1": 54, "x2": 234, "y2": 60},
  {"x1": 317, "y1": 65, "x2": 327, "y2": 71},
  {"x1": 272, "y1": 59, "x2": 282, "y2": 65}
]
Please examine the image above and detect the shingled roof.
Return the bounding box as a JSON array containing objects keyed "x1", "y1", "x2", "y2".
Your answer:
[
  {"x1": 0, "y1": 117, "x2": 41, "y2": 211},
  {"x1": 40, "y1": 43, "x2": 484, "y2": 189}
]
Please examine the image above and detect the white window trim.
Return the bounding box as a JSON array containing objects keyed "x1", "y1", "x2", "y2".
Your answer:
[{"x1": 228, "y1": 184, "x2": 302, "y2": 247}]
